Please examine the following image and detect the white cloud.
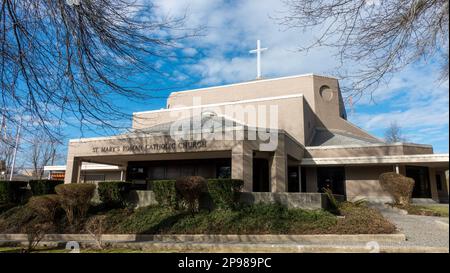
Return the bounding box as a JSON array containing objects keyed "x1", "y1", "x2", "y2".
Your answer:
[{"x1": 153, "y1": 0, "x2": 449, "y2": 151}]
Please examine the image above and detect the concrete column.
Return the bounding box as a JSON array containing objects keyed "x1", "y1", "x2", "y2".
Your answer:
[
  {"x1": 64, "y1": 157, "x2": 82, "y2": 184},
  {"x1": 231, "y1": 142, "x2": 253, "y2": 192},
  {"x1": 428, "y1": 168, "x2": 440, "y2": 202},
  {"x1": 394, "y1": 164, "x2": 400, "y2": 174},
  {"x1": 305, "y1": 167, "x2": 318, "y2": 192},
  {"x1": 298, "y1": 166, "x2": 302, "y2": 192},
  {"x1": 270, "y1": 136, "x2": 287, "y2": 192}
]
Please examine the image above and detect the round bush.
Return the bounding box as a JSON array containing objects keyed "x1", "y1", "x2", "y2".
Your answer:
[
  {"x1": 379, "y1": 172, "x2": 415, "y2": 205},
  {"x1": 55, "y1": 183, "x2": 96, "y2": 226},
  {"x1": 27, "y1": 194, "x2": 60, "y2": 221},
  {"x1": 176, "y1": 176, "x2": 207, "y2": 213}
]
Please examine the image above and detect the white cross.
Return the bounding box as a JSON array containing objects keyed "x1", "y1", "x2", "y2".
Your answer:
[{"x1": 249, "y1": 40, "x2": 268, "y2": 79}]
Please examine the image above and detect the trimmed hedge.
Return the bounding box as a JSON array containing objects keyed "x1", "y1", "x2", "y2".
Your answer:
[
  {"x1": 379, "y1": 172, "x2": 415, "y2": 206},
  {"x1": 151, "y1": 180, "x2": 178, "y2": 210},
  {"x1": 0, "y1": 181, "x2": 28, "y2": 204},
  {"x1": 207, "y1": 179, "x2": 243, "y2": 209},
  {"x1": 97, "y1": 181, "x2": 132, "y2": 208},
  {"x1": 150, "y1": 178, "x2": 244, "y2": 211},
  {"x1": 29, "y1": 180, "x2": 63, "y2": 196}
]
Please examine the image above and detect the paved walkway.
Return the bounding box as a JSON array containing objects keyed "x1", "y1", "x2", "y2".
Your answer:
[{"x1": 377, "y1": 207, "x2": 449, "y2": 248}]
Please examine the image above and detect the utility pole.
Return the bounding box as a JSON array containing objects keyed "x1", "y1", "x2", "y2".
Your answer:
[{"x1": 9, "y1": 116, "x2": 23, "y2": 181}]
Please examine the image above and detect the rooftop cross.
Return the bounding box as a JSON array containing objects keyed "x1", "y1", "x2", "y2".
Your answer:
[{"x1": 249, "y1": 40, "x2": 268, "y2": 80}]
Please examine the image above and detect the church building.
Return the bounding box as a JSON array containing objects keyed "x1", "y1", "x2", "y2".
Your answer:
[{"x1": 50, "y1": 74, "x2": 449, "y2": 203}]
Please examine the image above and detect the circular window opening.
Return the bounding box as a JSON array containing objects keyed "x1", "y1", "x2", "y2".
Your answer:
[{"x1": 319, "y1": 85, "x2": 333, "y2": 102}]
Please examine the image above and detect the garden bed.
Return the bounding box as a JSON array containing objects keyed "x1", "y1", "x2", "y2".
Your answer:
[{"x1": 0, "y1": 202, "x2": 396, "y2": 235}]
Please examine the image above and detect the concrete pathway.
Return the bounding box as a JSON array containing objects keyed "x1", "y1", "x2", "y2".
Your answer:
[{"x1": 377, "y1": 207, "x2": 449, "y2": 248}]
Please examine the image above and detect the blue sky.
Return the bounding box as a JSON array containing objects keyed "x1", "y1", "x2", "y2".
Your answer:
[{"x1": 21, "y1": 0, "x2": 448, "y2": 165}]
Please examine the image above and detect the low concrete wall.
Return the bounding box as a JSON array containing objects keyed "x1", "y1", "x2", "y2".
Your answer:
[
  {"x1": 239, "y1": 192, "x2": 345, "y2": 210},
  {"x1": 127, "y1": 191, "x2": 158, "y2": 208},
  {"x1": 0, "y1": 233, "x2": 406, "y2": 244}
]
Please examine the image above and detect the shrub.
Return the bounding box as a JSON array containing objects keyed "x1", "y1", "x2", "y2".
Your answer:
[
  {"x1": 379, "y1": 172, "x2": 415, "y2": 206},
  {"x1": 323, "y1": 187, "x2": 340, "y2": 215},
  {"x1": 176, "y1": 176, "x2": 207, "y2": 214},
  {"x1": 331, "y1": 202, "x2": 396, "y2": 234},
  {"x1": 22, "y1": 220, "x2": 54, "y2": 253},
  {"x1": 0, "y1": 181, "x2": 28, "y2": 204},
  {"x1": 206, "y1": 179, "x2": 243, "y2": 209},
  {"x1": 29, "y1": 180, "x2": 63, "y2": 196},
  {"x1": 97, "y1": 182, "x2": 131, "y2": 208},
  {"x1": 27, "y1": 194, "x2": 60, "y2": 222},
  {"x1": 85, "y1": 215, "x2": 108, "y2": 249},
  {"x1": 55, "y1": 183, "x2": 96, "y2": 227},
  {"x1": 151, "y1": 180, "x2": 178, "y2": 209}
]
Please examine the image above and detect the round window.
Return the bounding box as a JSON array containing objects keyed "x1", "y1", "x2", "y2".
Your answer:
[{"x1": 319, "y1": 85, "x2": 333, "y2": 102}]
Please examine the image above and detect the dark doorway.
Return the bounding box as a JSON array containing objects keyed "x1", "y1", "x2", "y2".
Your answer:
[
  {"x1": 288, "y1": 166, "x2": 300, "y2": 192},
  {"x1": 301, "y1": 167, "x2": 307, "y2": 192},
  {"x1": 317, "y1": 167, "x2": 346, "y2": 196},
  {"x1": 406, "y1": 166, "x2": 431, "y2": 198},
  {"x1": 253, "y1": 158, "x2": 270, "y2": 192}
]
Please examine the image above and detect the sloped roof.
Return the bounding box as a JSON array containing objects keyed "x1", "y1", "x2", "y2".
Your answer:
[
  {"x1": 309, "y1": 128, "x2": 383, "y2": 146},
  {"x1": 134, "y1": 114, "x2": 246, "y2": 135}
]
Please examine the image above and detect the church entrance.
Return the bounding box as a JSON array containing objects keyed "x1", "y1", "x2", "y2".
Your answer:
[
  {"x1": 252, "y1": 158, "x2": 270, "y2": 192},
  {"x1": 317, "y1": 167, "x2": 346, "y2": 196},
  {"x1": 406, "y1": 166, "x2": 431, "y2": 198}
]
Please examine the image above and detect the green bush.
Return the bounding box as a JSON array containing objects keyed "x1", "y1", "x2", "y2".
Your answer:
[
  {"x1": 0, "y1": 181, "x2": 28, "y2": 204},
  {"x1": 97, "y1": 181, "x2": 132, "y2": 208},
  {"x1": 206, "y1": 179, "x2": 243, "y2": 209},
  {"x1": 55, "y1": 183, "x2": 96, "y2": 227},
  {"x1": 29, "y1": 180, "x2": 63, "y2": 196},
  {"x1": 379, "y1": 172, "x2": 415, "y2": 206},
  {"x1": 27, "y1": 194, "x2": 61, "y2": 222},
  {"x1": 151, "y1": 180, "x2": 178, "y2": 209}
]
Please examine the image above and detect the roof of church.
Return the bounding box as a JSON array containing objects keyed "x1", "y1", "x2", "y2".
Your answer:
[
  {"x1": 135, "y1": 114, "x2": 247, "y2": 135},
  {"x1": 309, "y1": 128, "x2": 384, "y2": 146}
]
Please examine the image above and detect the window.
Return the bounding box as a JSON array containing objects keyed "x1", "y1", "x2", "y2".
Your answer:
[
  {"x1": 83, "y1": 174, "x2": 105, "y2": 182},
  {"x1": 217, "y1": 166, "x2": 231, "y2": 179}
]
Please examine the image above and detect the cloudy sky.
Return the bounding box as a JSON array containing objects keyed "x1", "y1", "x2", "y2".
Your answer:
[{"x1": 58, "y1": 0, "x2": 449, "y2": 155}]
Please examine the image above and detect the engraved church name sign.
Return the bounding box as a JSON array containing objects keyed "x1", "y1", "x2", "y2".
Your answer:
[{"x1": 91, "y1": 140, "x2": 208, "y2": 154}]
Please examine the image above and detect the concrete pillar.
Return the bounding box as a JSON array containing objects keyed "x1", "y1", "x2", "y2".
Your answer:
[
  {"x1": 428, "y1": 168, "x2": 440, "y2": 202},
  {"x1": 298, "y1": 166, "x2": 302, "y2": 192},
  {"x1": 394, "y1": 164, "x2": 400, "y2": 174},
  {"x1": 305, "y1": 167, "x2": 318, "y2": 192},
  {"x1": 270, "y1": 137, "x2": 287, "y2": 192},
  {"x1": 231, "y1": 142, "x2": 253, "y2": 192},
  {"x1": 64, "y1": 157, "x2": 82, "y2": 184}
]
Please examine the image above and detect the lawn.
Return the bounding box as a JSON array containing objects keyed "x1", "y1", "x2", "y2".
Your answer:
[
  {"x1": 0, "y1": 202, "x2": 396, "y2": 235},
  {"x1": 401, "y1": 204, "x2": 449, "y2": 217}
]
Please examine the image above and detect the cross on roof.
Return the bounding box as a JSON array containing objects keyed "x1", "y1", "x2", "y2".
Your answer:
[{"x1": 249, "y1": 40, "x2": 268, "y2": 80}]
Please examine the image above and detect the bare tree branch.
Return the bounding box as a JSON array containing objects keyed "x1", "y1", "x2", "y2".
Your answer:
[
  {"x1": 279, "y1": 0, "x2": 449, "y2": 100},
  {"x1": 0, "y1": 0, "x2": 198, "y2": 142}
]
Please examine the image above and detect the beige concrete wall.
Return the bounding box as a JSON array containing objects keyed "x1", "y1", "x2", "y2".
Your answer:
[
  {"x1": 305, "y1": 144, "x2": 433, "y2": 158},
  {"x1": 134, "y1": 74, "x2": 380, "y2": 145},
  {"x1": 345, "y1": 166, "x2": 394, "y2": 202},
  {"x1": 133, "y1": 95, "x2": 307, "y2": 144},
  {"x1": 167, "y1": 75, "x2": 316, "y2": 108}
]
